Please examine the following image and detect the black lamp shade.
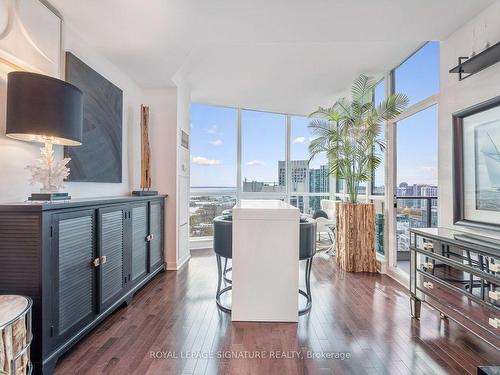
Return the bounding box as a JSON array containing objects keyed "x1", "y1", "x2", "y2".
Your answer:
[{"x1": 6, "y1": 71, "x2": 83, "y2": 146}]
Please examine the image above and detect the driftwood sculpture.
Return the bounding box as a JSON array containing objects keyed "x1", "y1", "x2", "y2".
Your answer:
[
  {"x1": 133, "y1": 105, "x2": 157, "y2": 195},
  {"x1": 140, "y1": 105, "x2": 152, "y2": 190}
]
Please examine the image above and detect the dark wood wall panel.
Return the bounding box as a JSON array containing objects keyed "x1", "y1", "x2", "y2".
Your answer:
[{"x1": 64, "y1": 52, "x2": 123, "y2": 182}]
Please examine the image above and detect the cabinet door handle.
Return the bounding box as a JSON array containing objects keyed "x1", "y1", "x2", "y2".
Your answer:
[
  {"x1": 489, "y1": 263, "x2": 500, "y2": 272},
  {"x1": 423, "y1": 242, "x2": 434, "y2": 250},
  {"x1": 421, "y1": 262, "x2": 434, "y2": 270},
  {"x1": 488, "y1": 291, "x2": 500, "y2": 301},
  {"x1": 100, "y1": 256, "x2": 107, "y2": 265},
  {"x1": 489, "y1": 318, "x2": 500, "y2": 329},
  {"x1": 145, "y1": 234, "x2": 154, "y2": 242},
  {"x1": 92, "y1": 258, "x2": 100, "y2": 267},
  {"x1": 423, "y1": 281, "x2": 434, "y2": 289}
]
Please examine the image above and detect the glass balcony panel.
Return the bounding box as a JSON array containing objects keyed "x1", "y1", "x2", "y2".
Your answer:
[{"x1": 190, "y1": 189, "x2": 237, "y2": 238}]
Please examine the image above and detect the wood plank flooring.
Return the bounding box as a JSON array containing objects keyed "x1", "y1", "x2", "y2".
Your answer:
[{"x1": 54, "y1": 250, "x2": 500, "y2": 375}]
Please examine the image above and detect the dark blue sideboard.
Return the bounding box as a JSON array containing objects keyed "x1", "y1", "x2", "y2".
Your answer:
[{"x1": 0, "y1": 195, "x2": 166, "y2": 374}]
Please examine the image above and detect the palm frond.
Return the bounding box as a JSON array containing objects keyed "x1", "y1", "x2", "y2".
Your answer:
[
  {"x1": 351, "y1": 74, "x2": 376, "y2": 105},
  {"x1": 307, "y1": 74, "x2": 408, "y2": 200}
]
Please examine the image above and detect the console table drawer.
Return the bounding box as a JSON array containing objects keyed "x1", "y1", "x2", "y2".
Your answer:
[
  {"x1": 415, "y1": 250, "x2": 500, "y2": 308},
  {"x1": 414, "y1": 234, "x2": 442, "y2": 253},
  {"x1": 416, "y1": 271, "x2": 499, "y2": 337}
]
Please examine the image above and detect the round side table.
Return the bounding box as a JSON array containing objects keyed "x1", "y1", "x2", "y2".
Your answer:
[{"x1": 0, "y1": 295, "x2": 33, "y2": 375}]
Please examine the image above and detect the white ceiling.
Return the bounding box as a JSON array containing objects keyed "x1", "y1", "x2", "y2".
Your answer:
[{"x1": 51, "y1": 0, "x2": 496, "y2": 114}]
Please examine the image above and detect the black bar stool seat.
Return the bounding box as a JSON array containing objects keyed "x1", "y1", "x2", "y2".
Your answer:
[
  {"x1": 299, "y1": 217, "x2": 317, "y2": 315},
  {"x1": 213, "y1": 216, "x2": 233, "y2": 313}
]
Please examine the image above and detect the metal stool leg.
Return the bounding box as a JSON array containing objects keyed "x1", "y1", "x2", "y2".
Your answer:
[
  {"x1": 223, "y1": 257, "x2": 232, "y2": 284},
  {"x1": 299, "y1": 257, "x2": 313, "y2": 315},
  {"x1": 216, "y1": 254, "x2": 232, "y2": 313}
]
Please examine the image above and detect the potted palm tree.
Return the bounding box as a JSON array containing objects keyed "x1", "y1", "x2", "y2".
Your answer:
[{"x1": 309, "y1": 75, "x2": 408, "y2": 272}]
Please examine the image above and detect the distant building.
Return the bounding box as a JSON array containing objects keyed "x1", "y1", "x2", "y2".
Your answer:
[
  {"x1": 309, "y1": 164, "x2": 330, "y2": 213},
  {"x1": 242, "y1": 178, "x2": 283, "y2": 193},
  {"x1": 279, "y1": 160, "x2": 309, "y2": 212},
  {"x1": 279, "y1": 160, "x2": 309, "y2": 192},
  {"x1": 242, "y1": 179, "x2": 265, "y2": 192},
  {"x1": 397, "y1": 182, "x2": 438, "y2": 209},
  {"x1": 278, "y1": 160, "x2": 330, "y2": 213},
  {"x1": 309, "y1": 165, "x2": 329, "y2": 193}
]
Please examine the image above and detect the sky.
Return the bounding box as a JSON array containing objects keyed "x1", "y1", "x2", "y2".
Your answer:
[{"x1": 190, "y1": 42, "x2": 439, "y2": 188}]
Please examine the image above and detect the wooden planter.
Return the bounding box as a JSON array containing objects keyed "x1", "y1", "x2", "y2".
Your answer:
[{"x1": 335, "y1": 202, "x2": 377, "y2": 273}]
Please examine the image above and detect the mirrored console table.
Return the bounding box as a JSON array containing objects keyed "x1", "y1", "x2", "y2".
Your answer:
[{"x1": 410, "y1": 227, "x2": 500, "y2": 350}]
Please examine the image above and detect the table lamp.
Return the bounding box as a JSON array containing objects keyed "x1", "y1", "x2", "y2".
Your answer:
[{"x1": 5, "y1": 71, "x2": 83, "y2": 201}]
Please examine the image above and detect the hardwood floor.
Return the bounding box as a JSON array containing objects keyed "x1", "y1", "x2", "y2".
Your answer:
[{"x1": 54, "y1": 250, "x2": 499, "y2": 375}]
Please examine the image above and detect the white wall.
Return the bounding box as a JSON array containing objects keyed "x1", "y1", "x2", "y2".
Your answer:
[
  {"x1": 0, "y1": 19, "x2": 182, "y2": 266},
  {"x1": 438, "y1": 0, "x2": 500, "y2": 238},
  {"x1": 176, "y1": 82, "x2": 191, "y2": 269},
  {"x1": 0, "y1": 24, "x2": 144, "y2": 202},
  {"x1": 143, "y1": 88, "x2": 179, "y2": 269}
]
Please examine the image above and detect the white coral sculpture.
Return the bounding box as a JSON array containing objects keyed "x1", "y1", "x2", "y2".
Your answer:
[{"x1": 26, "y1": 143, "x2": 71, "y2": 193}]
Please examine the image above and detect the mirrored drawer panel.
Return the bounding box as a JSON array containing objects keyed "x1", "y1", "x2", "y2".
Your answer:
[
  {"x1": 414, "y1": 233, "x2": 500, "y2": 282},
  {"x1": 416, "y1": 270, "x2": 499, "y2": 335},
  {"x1": 416, "y1": 251, "x2": 500, "y2": 308}
]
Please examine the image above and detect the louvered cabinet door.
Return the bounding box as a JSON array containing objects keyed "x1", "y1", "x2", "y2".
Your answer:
[
  {"x1": 53, "y1": 210, "x2": 97, "y2": 344},
  {"x1": 130, "y1": 203, "x2": 148, "y2": 284},
  {"x1": 98, "y1": 206, "x2": 127, "y2": 312},
  {"x1": 149, "y1": 200, "x2": 164, "y2": 271}
]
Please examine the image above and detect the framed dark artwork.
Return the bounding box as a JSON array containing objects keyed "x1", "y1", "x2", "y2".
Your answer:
[
  {"x1": 453, "y1": 95, "x2": 500, "y2": 230},
  {"x1": 64, "y1": 52, "x2": 123, "y2": 182}
]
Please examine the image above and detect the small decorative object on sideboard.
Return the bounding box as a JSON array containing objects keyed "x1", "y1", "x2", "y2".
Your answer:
[
  {"x1": 0, "y1": 295, "x2": 33, "y2": 375},
  {"x1": 409, "y1": 227, "x2": 500, "y2": 350},
  {"x1": 5, "y1": 72, "x2": 83, "y2": 201},
  {"x1": 133, "y1": 105, "x2": 158, "y2": 196}
]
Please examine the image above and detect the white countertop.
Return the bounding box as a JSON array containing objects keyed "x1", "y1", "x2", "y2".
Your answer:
[{"x1": 233, "y1": 199, "x2": 299, "y2": 220}]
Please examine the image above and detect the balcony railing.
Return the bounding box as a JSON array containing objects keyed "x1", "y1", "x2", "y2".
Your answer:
[
  {"x1": 190, "y1": 188, "x2": 237, "y2": 238},
  {"x1": 395, "y1": 196, "x2": 437, "y2": 259}
]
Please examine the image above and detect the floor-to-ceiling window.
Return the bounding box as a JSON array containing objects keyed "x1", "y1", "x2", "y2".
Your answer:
[
  {"x1": 390, "y1": 41, "x2": 440, "y2": 275},
  {"x1": 372, "y1": 78, "x2": 386, "y2": 196},
  {"x1": 240, "y1": 110, "x2": 286, "y2": 195},
  {"x1": 189, "y1": 42, "x2": 440, "y2": 267},
  {"x1": 189, "y1": 106, "x2": 335, "y2": 243},
  {"x1": 395, "y1": 105, "x2": 438, "y2": 272},
  {"x1": 372, "y1": 78, "x2": 387, "y2": 256},
  {"x1": 190, "y1": 104, "x2": 237, "y2": 239},
  {"x1": 289, "y1": 115, "x2": 331, "y2": 214}
]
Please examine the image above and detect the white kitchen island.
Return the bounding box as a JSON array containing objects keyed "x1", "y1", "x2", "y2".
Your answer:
[{"x1": 231, "y1": 200, "x2": 300, "y2": 322}]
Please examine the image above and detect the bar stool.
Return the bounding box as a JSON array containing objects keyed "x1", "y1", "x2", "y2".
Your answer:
[
  {"x1": 213, "y1": 216, "x2": 233, "y2": 313},
  {"x1": 299, "y1": 217, "x2": 317, "y2": 315},
  {"x1": 213, "y1": 215, "x2": 317, "y2": 315}
]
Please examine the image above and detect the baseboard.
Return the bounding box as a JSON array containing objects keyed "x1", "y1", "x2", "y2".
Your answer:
[
  {"x1": 386, "y1": 267, "x2": 410, "y2": 289},
  {"x1": 177, "y1": 251, "x2": 191, "y2": 269},
  {"x1": 165, "y1": 251, "x2": 191, "y2": 271},
  {"x1": 376, "y1": 254, "x2": 388, "y2": 274},
  {"x1": 190, "y1": 238, "x2": 212, "y2": 250}
]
